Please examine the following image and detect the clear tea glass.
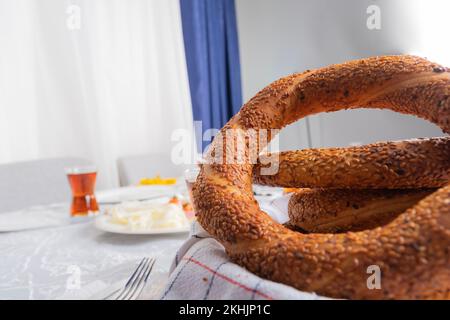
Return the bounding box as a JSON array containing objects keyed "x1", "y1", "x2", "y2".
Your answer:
[{"x1": 66, "y1": 166, "x2": 99, "y2": 216}]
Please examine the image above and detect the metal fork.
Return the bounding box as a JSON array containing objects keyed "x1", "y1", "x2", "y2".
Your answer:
[{"x1": 103, "y1": 257, "x2": 156, "y2": 300}]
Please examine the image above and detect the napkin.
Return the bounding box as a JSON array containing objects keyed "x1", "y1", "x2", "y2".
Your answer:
[{"x1": 160, "y1": 195, "x2": 327, "y2": 300}]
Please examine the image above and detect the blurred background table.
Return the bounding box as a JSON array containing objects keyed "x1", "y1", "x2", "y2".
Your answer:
[{"x1": 0, "y1": 186, "x2": 188, "y2": 300}]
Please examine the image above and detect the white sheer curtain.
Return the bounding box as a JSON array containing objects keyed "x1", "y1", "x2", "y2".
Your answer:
[{"x1": 0, "y1": 0, "x2": 193, "y2": 188}]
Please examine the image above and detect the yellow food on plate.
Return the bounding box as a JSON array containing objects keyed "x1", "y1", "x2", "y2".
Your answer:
[{"x1": 139, "y1": 175, "x2": 177, "y2": 185}]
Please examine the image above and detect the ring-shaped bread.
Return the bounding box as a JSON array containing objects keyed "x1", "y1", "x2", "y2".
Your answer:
[{"x1": 192, "y1": 55, "x2": 450, "y2": 299}]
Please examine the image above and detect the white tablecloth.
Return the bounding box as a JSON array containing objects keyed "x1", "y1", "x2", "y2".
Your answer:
[
  {"x1": 0, "y1": 187, "x2": 189, "y2": 300},
  {"x1": 0, "y1": 185, "x2": 288, "y2": 300}
]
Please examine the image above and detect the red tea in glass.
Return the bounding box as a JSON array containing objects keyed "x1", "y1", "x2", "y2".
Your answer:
[{"x1": 66, "y1": 167, "x2": 99, "y2": 216}]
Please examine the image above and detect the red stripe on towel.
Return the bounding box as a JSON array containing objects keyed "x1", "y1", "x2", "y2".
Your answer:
[{"x1": 183, "y1": 257, "x2": 274, "y2": 300}]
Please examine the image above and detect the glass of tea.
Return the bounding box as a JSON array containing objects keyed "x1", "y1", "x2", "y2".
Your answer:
[{"x1": 66, "y1": 166, "x2": 99, "y2": 217}]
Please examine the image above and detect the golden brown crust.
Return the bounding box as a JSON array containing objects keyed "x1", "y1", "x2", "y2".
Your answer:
[
  {"x1": 288, "y1": 188, "x2": 434, "y2": 233},
  {"x1": 192, "y1": 55, "x2": 450, "y2": 299},
  {"x1": 254, "y1": 137, "x2": 450, "y2": 189}
]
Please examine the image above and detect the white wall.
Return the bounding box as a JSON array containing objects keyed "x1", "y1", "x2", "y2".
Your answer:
[{"x1": 236, "y1": 0, "x2": 448, "y2": 150}]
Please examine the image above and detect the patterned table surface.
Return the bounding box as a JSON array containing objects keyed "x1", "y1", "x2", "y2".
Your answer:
[{"x1": 0, "y1": 187, "x2": 189, "y2": 300}]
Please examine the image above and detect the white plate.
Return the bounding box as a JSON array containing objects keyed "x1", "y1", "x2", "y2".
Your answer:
[
  {"x1": 96, "y1": 184, "x2": 186, "y2": 204},
  {"x1": 94, "y1": 214, "x2": 190, "y2": 235},
  {"x1": 94, "y1": 196, "x2": 190, "y2": 235}
]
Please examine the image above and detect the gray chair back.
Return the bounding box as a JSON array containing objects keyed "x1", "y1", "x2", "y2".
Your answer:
[
  {"x1": 117, "y1": 153, "x2": 187, "y2": 186},
  {"x1": 0, "y1": 157, "x2": 91, "y2": 213}
]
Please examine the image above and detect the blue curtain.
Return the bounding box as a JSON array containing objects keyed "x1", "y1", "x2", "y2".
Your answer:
[{"x1": 180, "y1": 0, "x2": 243, "y2": 151}]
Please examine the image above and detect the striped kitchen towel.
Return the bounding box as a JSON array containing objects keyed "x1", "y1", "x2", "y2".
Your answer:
[{"x1": 160, "y1": 195, "x2": 327, "y2": 300}]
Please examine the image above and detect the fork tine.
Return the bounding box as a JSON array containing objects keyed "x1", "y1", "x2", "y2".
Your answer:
[
  {"x1": 144, "y1": 258, "x2": 156, "y2": 282},
  {"x1": 116, "y1": 258, "x2": 149, "y2": 300},
  {"x1": 117, "y1": 258, "x2": 151, "y2": 300},
  {"x1": 126, "y1": 258, "x2": 156, "y2": 300},
  {"x1": 114, "y1": 258, "x2": 148, "y2": 300},
  {"x1": 125, "y1": 258, "x2": 147, "y2": 287},
  {"x1": 103, "y1": 257, "x2": 146, "y2": 300}
]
